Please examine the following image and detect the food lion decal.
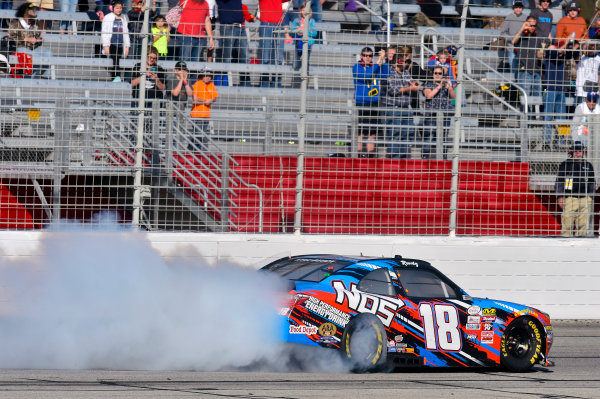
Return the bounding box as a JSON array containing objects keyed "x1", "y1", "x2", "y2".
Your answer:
[{"x1": 332, "y1": 281, "x2": 404, "y2": 327}]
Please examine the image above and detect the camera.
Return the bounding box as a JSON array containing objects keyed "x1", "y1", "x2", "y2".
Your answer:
[{"x1": 522, "y1": 28, "x2": 535, "y2": 36}]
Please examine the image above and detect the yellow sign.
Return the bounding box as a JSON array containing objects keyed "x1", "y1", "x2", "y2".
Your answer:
[
  {"x1": 28, "y1": 109, "x2": 40, "y2": 121},
  {"x1": 557, "y1": 125, "x2": 571, "y2": 136}
]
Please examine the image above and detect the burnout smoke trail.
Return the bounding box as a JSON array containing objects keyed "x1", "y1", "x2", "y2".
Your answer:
[{"x1": 0, "y1": 219, "x2": 287, "y2": 371}]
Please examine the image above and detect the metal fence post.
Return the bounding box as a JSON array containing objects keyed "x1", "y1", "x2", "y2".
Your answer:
[{"x1": 53, "y1": 98, "x2": 70, "y2": 222}]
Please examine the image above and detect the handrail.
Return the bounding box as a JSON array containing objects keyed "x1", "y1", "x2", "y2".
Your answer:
[
  {"x1": 419, "y1": 26, "x2": 530, "y2": 111},
  {"x1": 169, "y1": 104, "x2": 265, "y2": 232}
]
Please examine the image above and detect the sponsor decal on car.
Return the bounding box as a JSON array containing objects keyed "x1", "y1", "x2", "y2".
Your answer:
[
  {"x1": 481, "y1": 316, "x2": 496, "y2": 322},
  {"x1": 480, "y1": 330, "x2": 494, "y2": 344},
  {"x1": 318, "y1": 322, "x2": 338, "y2": 337},
  {"x1": 467, "y1": 316, "x2": 481, "y2": 323},
  {"x1": 483, "y1": 323, "x2": 494, "y2": 331},
  {"x1": 493, "y1": 301, "x2": 520, "y2": 313},
  {"x1": 466, "y1": 334, "x2": 478, "y2": 340},
  {"x1": 395, "y1": 334, "x2": 404, "y2": 343},
  {"x1": 400, "y1": 260, "x2": 419, "y2": 267},
  {"x1": 332, "y1": 281, "x2": 405, "y2": 327},
  {"x1": 289, "y1": 324, "x2": 318, "y2": 335},
  {"x1": 482, "y1": 308, "x2": 496, "y2": 316},
  {"x1": 466, "y1": 323, "x2": 480, "y2": 330},
  {"x1": 355, "y1": 263, "x2": 381, "y2": 270},
  {"x1": 467, "y1": 305, "x2": 481, "y2": 315},
  {"x1": 304, "y1": 295, "x2": 351, "y2": 327}
]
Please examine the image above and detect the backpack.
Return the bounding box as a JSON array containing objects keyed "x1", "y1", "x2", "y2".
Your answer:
[{"x1": 9, "y1": 52, "x2": 33, "y2": 79}]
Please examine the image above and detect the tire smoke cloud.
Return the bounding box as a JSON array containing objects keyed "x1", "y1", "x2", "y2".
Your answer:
[{"x1": 0, "y1": 219, "x2": 289, "y2": 370}]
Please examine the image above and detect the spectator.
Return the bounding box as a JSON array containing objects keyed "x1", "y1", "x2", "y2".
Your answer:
[
  {"x1": 575, "y1": 42, "x2": 600, "y2": 103},
  {"x1": 128, "y1": 0, "x2": 157, "y2": 58},
  {"x1": 529, "y1": 0, "x2": 553, "y2": 39},
  {"x1": 571, "y1": 91, "x2": 600, "y2": 147},
  {"x1": 129, "y1": 47, "x2": 166, "y2": 108},
  {"x1": 101, "y1": 0, "x2": 130, "y2": 82},
  {"x1": 311, "y1": 0, "x2": 324, "y2": 22},
  {"x1": 555, "y1": 141, "x2": 596, "y2": 237},
  {"x1": 378, "y1": 45, "x2": 397, "y2": 88},
  {"x1": 152, "y1": 15, "x2": 169, "y2": 57},
  {"x1": 512, "y1": 16, "x2": 547, "y2": 105},
  {"x1": 498, "y1": 0, "x2": 527, "y2": 74},
  {"x1": 353, "y1": 47, "x2": 384, "y2": 157},
  {"x1": 542, "y1": 42, "x2": 568, "y2": 150},
  {"x1": 11, "y1": 3, "x2": 53, "y2": 78},
  {"x1": 190, "y1": 67, "x2": 219, "y2": 150},
  {"x1": 177, "y1": 0, "x2": 214, "y2": 63},
  {"x1": 556, "y1": 1, "x2": 588, "y2": 50},
  {"x1": 427, "y1": 48, "x2": 456, "y2": 86},
  {"x1": 167, "y1": 60, "x2": 193, "y2": 104},
  {"x1": 258, "y1": 0, "x2": 285, "y2": 88},
  {"x1": 289, "y1": 1, "x2": 317, "y2": 88},
  {"x1": 0, "y1": 19, "x2": 17, "y2": 58},
  {"x1": 589, "y1": 12, "x2": 600, "y2": 39},
  {"x1": 382, "y1": 52, "x2": 419, "y2": 159},
  {"x1": 60, "y1": 0, "x2": 78, "y2": 34},
  {"x1": 216, "y1": 0, "x2": 251, "y2": 86},
  {"x1": 421, "y1": 65, "x2": 455, "y2": 159},
  {"x1": 399, "y1": 45, "x2": 426, "y2": 109}
]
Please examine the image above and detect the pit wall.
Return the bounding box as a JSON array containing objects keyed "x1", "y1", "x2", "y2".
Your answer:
[{"x1": 1, "y1": 232, "x2": 598, "y2": 319}]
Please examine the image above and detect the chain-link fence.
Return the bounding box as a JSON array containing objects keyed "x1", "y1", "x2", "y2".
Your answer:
[{"x1": 0, "y1": 0, "x2": 599, "y2": 235}]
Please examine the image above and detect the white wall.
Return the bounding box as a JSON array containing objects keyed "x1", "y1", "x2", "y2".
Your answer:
[{"x1": 1, "y1": 232, "x2": 598, "y2": 319}]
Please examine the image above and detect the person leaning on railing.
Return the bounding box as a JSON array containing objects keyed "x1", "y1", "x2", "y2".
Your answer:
[{"x1": 555, "y1": 141, "x2": 596, "y2": 237}]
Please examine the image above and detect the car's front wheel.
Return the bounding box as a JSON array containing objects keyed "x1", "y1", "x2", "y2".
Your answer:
[
  {"x1": 340, "y1": 313, "x2": 387, "y2": 372},
  {"x1": 500, "y1": 317, "x2": 543, "y2": 372}
]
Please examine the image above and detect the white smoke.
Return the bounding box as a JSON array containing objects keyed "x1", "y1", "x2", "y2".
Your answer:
[{"x1": 0, "y1": 218, "x2": 291, "y2": 371}]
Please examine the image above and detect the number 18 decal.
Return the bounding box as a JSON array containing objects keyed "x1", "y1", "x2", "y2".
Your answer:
[{"x1": 419, "y1": 303, "x2": 462, "y2": 351}]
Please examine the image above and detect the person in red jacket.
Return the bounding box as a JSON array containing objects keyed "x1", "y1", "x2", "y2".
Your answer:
[
  {"x1": 258, "y1": 0, "x2": 288, "y2": 87},
  {"x1": 556, "y1": 1, "x2": 588, "y2": 50},
  {"x1": 176, "y1": 0, "x2": 215, "y2": 62}
]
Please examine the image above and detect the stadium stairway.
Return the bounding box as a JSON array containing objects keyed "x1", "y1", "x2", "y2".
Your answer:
[{"x1": 172, "y1": 155, "x2": 561, "y2": 236}]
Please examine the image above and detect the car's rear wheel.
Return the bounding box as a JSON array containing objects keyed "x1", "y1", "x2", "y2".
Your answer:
[
  {"x1": 340, "y1": 313, "x2": 387, "y2": 372},
  {"x1": 500, "y1": 317, "x2": 543, "y2": 372}
]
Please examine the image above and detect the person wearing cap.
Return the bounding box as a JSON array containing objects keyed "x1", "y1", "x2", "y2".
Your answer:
[
  {"x1": 571, "y1": 91, "x2": 600, "y2": 147},
  {"x1": 190, "y1": 68, "x2": 218, "y2": 150},
  {"x1": 512, "y1": 16, "x2": 547, "y2": 106},
  {"x1": 498, "y1": 1, "x2": 527, "y2": 74},
  {"x1": 556, "y1": 1, "x2": 588, "y2": 50},
  {"x1": 166, "y1": 60, "x2": 193, "y2": 105},
  {"x1": 353, "y1": 47, "x2": 385, "y2": 157},
  {"x1": 529, "y1": 0, "x2": 553, "y2": 40},
  {"x1": 421, "y1": 64, "x2": 455, "y2": 159},
  {"x1": 382, "y1": 52, "x2": 420, "y2": 159},
  {"x1": 555, "y1": 141, "x2": 596, "y2": 237}
]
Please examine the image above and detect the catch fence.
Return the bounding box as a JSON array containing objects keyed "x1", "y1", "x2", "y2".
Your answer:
[{"x1": 0, "y1": 1, "x2": 599, "y2": 236}]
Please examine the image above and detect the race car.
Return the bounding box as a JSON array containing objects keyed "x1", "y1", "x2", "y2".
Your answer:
[{"x1": 260, "y1": 254, "x2": 553, "y2": 372}]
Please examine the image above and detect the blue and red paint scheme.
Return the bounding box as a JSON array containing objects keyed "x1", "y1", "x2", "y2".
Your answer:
[{"x1": 262, "y1": 254, "x2": 553, "y2": 371}]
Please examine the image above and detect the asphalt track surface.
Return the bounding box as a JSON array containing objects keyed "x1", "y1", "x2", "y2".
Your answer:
[{"x1": 1, "y1": 321, "x2": 598, "y2": 399}]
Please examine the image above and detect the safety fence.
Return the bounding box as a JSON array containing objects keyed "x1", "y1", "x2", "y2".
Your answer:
[{"x1": 0, "y1": 1, "x2": 599, "y2": 236}]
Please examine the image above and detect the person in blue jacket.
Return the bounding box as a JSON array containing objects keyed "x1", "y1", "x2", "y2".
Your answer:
[{"x1": 353, "y1": 47, "x2": 385, "y2": 157}]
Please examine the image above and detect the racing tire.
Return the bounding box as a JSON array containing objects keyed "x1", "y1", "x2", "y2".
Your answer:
[
  {"x1": 500, "y1": 317, "x2": 543, "y2": 372},
  {"x1": 340, "y1": 313, "x2": 388, "y2": 373}
]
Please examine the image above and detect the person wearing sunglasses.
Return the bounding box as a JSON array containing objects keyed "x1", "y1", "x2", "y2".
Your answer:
[
  {"x1": 555, "y1": 140, "x2": 596, "y2": 237},
  {"x1": 421, "y1": 65, "x2": 455, "y2": 159},
  {"x1": 352, "y1": 47, "x2": 385, "y2": 157}
]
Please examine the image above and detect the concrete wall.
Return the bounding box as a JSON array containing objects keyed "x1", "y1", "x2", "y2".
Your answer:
[{"x1": 1, "y1": 231, "x2": 598, "y2": 319}]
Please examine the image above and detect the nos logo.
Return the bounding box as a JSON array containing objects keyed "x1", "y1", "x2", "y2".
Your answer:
[{"x1": 332, "y1": 281, "x2": 404, "y2": 327}]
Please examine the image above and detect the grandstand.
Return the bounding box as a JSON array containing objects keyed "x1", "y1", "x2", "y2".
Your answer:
[{"x1": 0, "y1": 0, "x2": 598, "y2": 236}]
